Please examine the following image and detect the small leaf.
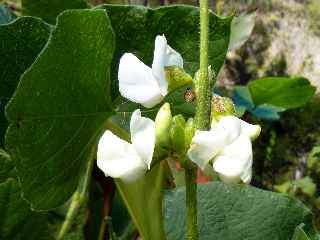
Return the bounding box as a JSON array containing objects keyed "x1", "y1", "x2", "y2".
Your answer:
[
  {"x1": 228, "y1": 12, "x2": 256, "y2": 51},
  {"x1": 5, "y1": 9, "x2": 115, "y2": 210},
  {"x1": 22, "y1": 0, "x2": 89, "y2": 24},
  {"x1": 0, "y1": 17, "x2": 50, "y2": 147},
  {"x1": 248, "y1": 77, "x2": 316, "y2": 109},
  {"x1": 164, "y1": 181, "x2": 314, "y2": 240}
]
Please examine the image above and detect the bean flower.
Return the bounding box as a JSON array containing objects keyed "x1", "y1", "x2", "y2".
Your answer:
[
  {"x1": 118, "y1": 35, "x2": 183, "y2": 108},
  {"x1": 97, "y1": 109, "x2": 155, "y2": 182},
  {"x1": 187, "y1": 116, "x2": 261, "y2": 184}
]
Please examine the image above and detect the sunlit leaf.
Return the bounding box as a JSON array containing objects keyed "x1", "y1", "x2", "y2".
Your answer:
[
  {"x1": 248, "y1": 77, "x2": 316, "y2": 109},
  {"x1": 164, "y1": 182, "x2": 314, "y2": 240}
]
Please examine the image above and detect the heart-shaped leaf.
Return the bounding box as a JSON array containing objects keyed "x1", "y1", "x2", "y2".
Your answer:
[
  {"x1": 0, "y1": 17, "x2": 50, "y2": 147},
  {"x1": 164, "y1": 182, "x2": 315, "y2": 240},
  {"x1": 5, "y1": 9, "x2": 115, "y2": 210}
]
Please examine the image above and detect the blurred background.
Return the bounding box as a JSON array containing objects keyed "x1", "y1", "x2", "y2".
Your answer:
[{"x1": 1, "y1": 0, "x2": 320, "y2": 236}]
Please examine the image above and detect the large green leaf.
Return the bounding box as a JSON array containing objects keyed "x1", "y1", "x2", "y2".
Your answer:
[
  {"x1": 5, "y1": 9, "x2": 115, "y2": 210},
  {"x1": 0, "y1": 17, "x2": 50, "y2": 147},
  {"x1": 248, "y1": 77, "x2": 316, "y2": 109},
  {"x1": 97, "y1": 4, "x2": 233, "y2": 99},
  {"x1": 164, "y1": 182, "x2": 315, "y2": 240},
  {"x1": 22, "y1": 0, "x2": 89, "y2": 24},
  {"x1": 0, "y1": 150, "x2": 51, "y2": 240},
  {"x1": 0, "y1": 3, "x2": 16, "y2": 24}
]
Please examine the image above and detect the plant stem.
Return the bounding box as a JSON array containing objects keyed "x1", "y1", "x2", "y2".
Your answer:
[
  {"x1": 185, "y1": 0, "x2": 211, "y2": 238},
  {"x1": 57, "y1": 151, "x2": 95, "y2": 240},
  {"x1": 195, "y1": 0, "x2": 211, "y2": 131},
  {"x1": 185, "y1": 165, "x2": 198, "y2": 240}
]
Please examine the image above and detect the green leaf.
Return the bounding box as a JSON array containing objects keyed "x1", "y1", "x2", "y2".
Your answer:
[
  {"x1": 0, "y1": 150, "x2": 51, "y2": 240},
  {"x1": 98, "y1": 4, "x2": 233, "y2": 99},
  {"x1": 5, "y1": 9, "x2": 115, "y2": 210},
  {"x1": 248, "y1": 77, "x2": 316, "y2": 109},
  {"x1": 228, "y1": 12, "x2": 256, "y2": 51},
  {"x1": 0, "y1": 179, "x2": 51, "y2": 239},
  {"x1": 22, "y1": 0, "x2": 89, "y2": 24},
  {"x1": 0, "y1": 3, "x2": 16, "y2": 24},
  {"x1": 250, "y1": 104, "x2": 285, "y2": 120},
  {"x1": 115, "y1": 162, "x2": 169, "y2": 240},
  {"x1": 292, "y1": 224, "x2": 311, "y2": 240},
  {"x1": 0, "y1": 149, "x2": 16, "y2": 183},
  {"x1": 0, "y1": 17, "x2": 50, "y2": 147},
  {"x1": 164, "y1": 182, "x2": 314, "y2": 240},
  {"x1": 232, "y1": 86, "x2": 255, "y2": 110}
]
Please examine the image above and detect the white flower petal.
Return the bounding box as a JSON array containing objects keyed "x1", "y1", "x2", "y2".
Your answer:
[
  {"x1": 187, "y1": 129, "x2": 229, "y2": 170},
  {"x1": 213, "y1": 134, "x2": 253, "y2": 184},
  {"x1": 97, "y1": 130, "x2": 147, "y2": 182},
  {"x1": 240, "y1": 119, "x2": 261, "y2": 141},
  {"x1": 118, "y1": 53, "x2": 163, "y2": 108},
  {"x1": 165, "y1": 45, "x2": 183, "y2": 68},
  {"x1": 213, "y1": 116, "x2": 241, "y2": 144},
  {"x1": 130, "y1": 109, "x2": 155, "y2": 169},
  {"x1": 152, "y1": 35, "x2": 168, "y2": 96}
]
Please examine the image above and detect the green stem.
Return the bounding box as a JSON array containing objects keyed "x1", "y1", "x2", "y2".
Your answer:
[
  {"x1": 185, "y1": 166, "x2": 198, "y2": 240},
  {"x1": 57, "y1": 151, "x2": 95, "y2": 240},
  {"x1": 185, "y1": 0, "x2": 211, "y2": 238},
  {"x1": 196, "y1": 0, "x2": 211, "y2": 131}
]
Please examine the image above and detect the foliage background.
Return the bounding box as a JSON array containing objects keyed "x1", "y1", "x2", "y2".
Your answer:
[{"x1": 1, "y1": 0, "x2": 320, "y2": 239}]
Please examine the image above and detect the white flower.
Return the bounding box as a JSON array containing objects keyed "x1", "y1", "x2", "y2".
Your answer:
[
  {"x1": 97, "y1": 109, "x2": 155, "y2": 182},
  {"x1": 187, "y1": 116, "x2": 261, "y2": 184},
  {"x1": 118, "y1": 35, "x2": 183, "y2": 108}
]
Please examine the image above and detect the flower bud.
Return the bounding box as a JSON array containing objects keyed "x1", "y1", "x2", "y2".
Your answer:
[
  {"x1": 155, "y1": 103, "x2": 172, "y2": 147},
  {"x1": 170, "y1": 114, "x2": 186, "y2": 155},
  {"x1": 184, "y1": 118, "x2": 195, "y2": 148},
  {"x1": 165, "y1": 66, "x2": 193, "y2": 92}
]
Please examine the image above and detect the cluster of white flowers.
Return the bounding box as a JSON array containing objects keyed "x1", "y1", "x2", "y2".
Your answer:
[{"x1": 97, "y1": 35, "x2": 261, "y2": 184}]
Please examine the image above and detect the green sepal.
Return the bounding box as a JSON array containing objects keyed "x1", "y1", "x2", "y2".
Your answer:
[
  {"x1": 165, "y1": 66, "x2": 193, "y2": 92},
  {"x1": 211, "y1": 95, "x2": 236, "y2": 125},
  {"x1": 155, "y1": 103, "x2": 173, "y2": 148},
  {"x1": 170, "y1": 114, "x2": 186, "y2": 156}
]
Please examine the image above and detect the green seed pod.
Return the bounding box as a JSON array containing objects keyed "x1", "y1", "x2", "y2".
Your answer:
[
  {"x1": 211, "y1": 95, "x2": 236, "y2": 126},
  {"x1": 165, "y1": 66, "x2": 193, "y2": 92},
  {"x1": 170, "y1": 114, "x2": 186, "y2": 155},
  {"x1": 155, "y1": 103, "x2": 172, "y2": 147}
]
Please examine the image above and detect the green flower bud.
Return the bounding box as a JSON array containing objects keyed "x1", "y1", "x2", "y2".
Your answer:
[
  {"x1": 165, "y1": 66, "x2": 193, "y2": 92},
  {"x1": 170, "y1": 114, "x2": 186, "y2": 155},
  {"x1": 184, "y1": 118, "x2": 195, "y2": 148},
  {"x1": 211, "y1": 95, "x2": 236, "y2": 125},
  {"x1": 155, "y1": 103, "x2": 172, "y2": 147}
]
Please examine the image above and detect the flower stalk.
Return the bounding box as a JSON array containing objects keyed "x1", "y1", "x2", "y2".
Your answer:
[
  {"x1": 185, "y1": 0, "x2": 211, "y2": 238},
  {"x1": 57, "y1": 149, "x2": 95, "y2": 240}
]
